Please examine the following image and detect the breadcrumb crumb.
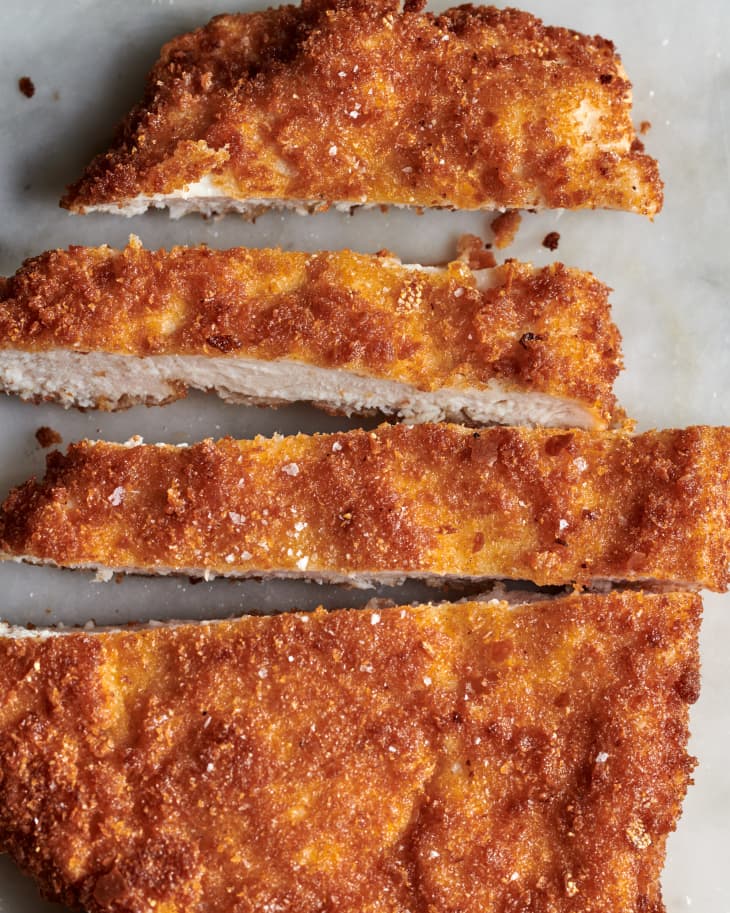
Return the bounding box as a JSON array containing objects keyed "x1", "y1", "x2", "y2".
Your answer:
[
  {"x1": 18, "y1": 76, "x2": 35, "y2": 98},
  {"x1": 491, "y1": 211, "x2": 522, "y2": 249},
  {"x1": 34, "y1": 426, "x2": 61, "y2": 448},
  {"x1": 542, "y1": 232, "x2": 561, "y2": 251}
]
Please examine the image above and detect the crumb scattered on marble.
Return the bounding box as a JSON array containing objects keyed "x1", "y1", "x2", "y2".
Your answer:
[
  {"x1": 640, "y1": 120, "x2": 652, "y2": 134},
  {"x1": 18, "y1": 76, "x2": 35, "y2": 98},
  {"x1": 542, "y1": 231, "x2": 561, "y2": 251},
  {"x1": 456, "y1": 233, "x2": 497, "y2": 269},
  {"x1": 35, "y1": 426, "x2": 62, "y2": 448},
  {"x1": 490, "y1": 210, "x2": 522, "y2": 249}
]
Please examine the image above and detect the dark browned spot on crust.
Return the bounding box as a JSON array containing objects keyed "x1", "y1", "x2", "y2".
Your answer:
[
  {"x1": 519, "y1": 332, "x2": 546, "y2": 349},
  {"x1": 206, "y1": 334, "x2": 242, "y2": 352}
]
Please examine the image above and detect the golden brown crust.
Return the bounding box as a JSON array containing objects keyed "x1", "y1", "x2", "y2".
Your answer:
[
  {"x1": 0, "y1": 241, "x2": 622, "y2": 426},
  {"x1": 61, "y1": 0, "x2": 662, "y2": 216},
  {"x1": 0, "y1": 591, "x2": 700, "y2": 913},
  {"x1": 1, "y1": 424, "x2": 727, "y2": 590}
]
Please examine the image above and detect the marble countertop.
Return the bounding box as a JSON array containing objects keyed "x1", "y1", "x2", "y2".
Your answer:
[{"x1": 0, "y1": 1, "x2": 728, "y2": 910}]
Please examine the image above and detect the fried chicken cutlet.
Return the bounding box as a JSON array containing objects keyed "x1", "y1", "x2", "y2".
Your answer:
[
  {"x1": 0, "y1": 240, "x2": 623, "y2": 429},
  {"x1": 1, "y1": 424, "x2": 727, "y2": 590},
  {"x1": 62, "y1": 0, "x2": 662, "y2": 218},
  {"x1": 0, "y1": 591, "x2": 700, "y2": 913}
]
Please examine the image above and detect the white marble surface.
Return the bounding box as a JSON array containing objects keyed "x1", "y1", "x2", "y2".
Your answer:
[{"x1": 0, "y1": 0, "x2": 728, "y2": 910}]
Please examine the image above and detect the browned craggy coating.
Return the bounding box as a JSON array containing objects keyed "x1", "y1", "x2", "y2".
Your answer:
[
  {"x1": 1, "y1": 424, "x2": 728, "y2": 590},
  {"x1": 0, "y1": 241, "x2": 623, "y2": 425},
  {"x1": 0, "y1": 592, "x2": 700, "y2": 913},
  {"x1": 62, "y1": 0, "x2": 662, "y2": 216}
]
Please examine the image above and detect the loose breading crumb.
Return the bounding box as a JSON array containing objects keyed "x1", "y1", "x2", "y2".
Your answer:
[
  {"x1": 491, "y1": 211, "x2": 522, "y2": 249},
  {"x1": 18, "y1": 76, "x2": 35, "y2": 98},
  {"x1": 34, "y1": 426, "x2": 62, "y2": 448},
  {"x1": 542, "y1": 231, "x2": 561, "y2": 251},
  {"x1": 455, "y1": 233, "x2": 497, "y2": 269}
]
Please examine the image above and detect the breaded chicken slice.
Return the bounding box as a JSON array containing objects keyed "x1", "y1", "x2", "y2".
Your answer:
[
  {"x1": 62, "y1": 0, "x2": 662, "y2": 218},
  {"x1": 0, "y1": 591, "x2": 700, "y2": 913},
  {"x1": 1, "y1": 424, "x2": 727, "y2": 590},
  {"x1": 0, "y1": 240, "x2": 623, "y2": 429}
]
